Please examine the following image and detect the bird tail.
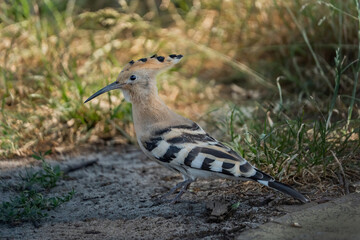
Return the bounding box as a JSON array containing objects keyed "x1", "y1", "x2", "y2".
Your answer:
[{"x1": 250, "y1": 169, "x2": 309, "y2": 203}]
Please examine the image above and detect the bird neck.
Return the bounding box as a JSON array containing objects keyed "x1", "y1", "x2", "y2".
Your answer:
[{"x1": 131, "y1": 92, "x2": 175, "y2": 134}]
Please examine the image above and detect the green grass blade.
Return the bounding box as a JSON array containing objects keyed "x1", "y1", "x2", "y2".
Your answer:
[
  {"x1": 326, "y1": 48, "x2": 342, "y2": 129},
  {"x1": 347, "y1": 0, "x2": 360, "y2": 126},
  {"x1": 286, "y1": 5, "x2": 333, "y2": 91}
]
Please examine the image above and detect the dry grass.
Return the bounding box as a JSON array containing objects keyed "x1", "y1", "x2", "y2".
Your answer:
[{"x1": 0, "y1": 0, "x2": 359, "y2": 186}]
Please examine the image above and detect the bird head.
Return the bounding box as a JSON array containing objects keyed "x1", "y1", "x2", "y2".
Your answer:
[{"x1": 84, "y1": 54, "x2": 183, "y2": 103}]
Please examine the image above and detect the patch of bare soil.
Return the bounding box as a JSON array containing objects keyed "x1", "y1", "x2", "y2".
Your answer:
[{"x1": 0, "y1": 145, "x2": 350, "y2": 239}]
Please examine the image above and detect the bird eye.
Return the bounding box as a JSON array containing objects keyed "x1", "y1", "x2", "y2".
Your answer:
[{"x1": 130, "y1": 75, "x2": 136, "y2": 81}]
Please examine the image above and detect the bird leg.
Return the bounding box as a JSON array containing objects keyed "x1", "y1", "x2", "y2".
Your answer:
[
  {"x1": 160, "y1": 178, "x2": 194, "y2": 203},
  {"x1": 161, "y1": 181, "x2": 188, "y2": 199},
  {"x1": 170, "y1": 179, "x2": 194, "y2": 203}
]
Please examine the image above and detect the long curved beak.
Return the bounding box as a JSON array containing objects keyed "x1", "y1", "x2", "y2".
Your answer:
[{"x1": 84, "y1": 81, "x2": 123, "y2": 103}]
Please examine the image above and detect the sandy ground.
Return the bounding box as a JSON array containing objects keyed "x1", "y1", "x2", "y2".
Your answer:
[{"x1": 0, "y1": 145, "x2": 351, "y2": 239}]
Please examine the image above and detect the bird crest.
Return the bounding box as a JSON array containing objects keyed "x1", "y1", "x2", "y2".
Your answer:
[
  {"x1": 123, "y1": 54, "x2": 182, "y2": 72},
  {"x1": 115, "y1": 54, "x2": 183, "y2": 83}
]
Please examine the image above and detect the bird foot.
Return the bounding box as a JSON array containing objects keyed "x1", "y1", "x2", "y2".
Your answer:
[{"x1": 159, "y1": 179, "x2": 194, "y2": 204}]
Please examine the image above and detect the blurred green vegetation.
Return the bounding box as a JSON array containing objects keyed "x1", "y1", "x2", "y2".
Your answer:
[{"x1": 0, "y1": 0, "x2": 359, "y2": 183}]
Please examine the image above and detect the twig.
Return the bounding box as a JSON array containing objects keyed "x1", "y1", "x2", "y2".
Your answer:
[
  {"x1": 331, "y1": 151, "x2": 349, "y2": 194},
  {"x1": 63, "y1": 158, "x2": 98, "y2": 174}
]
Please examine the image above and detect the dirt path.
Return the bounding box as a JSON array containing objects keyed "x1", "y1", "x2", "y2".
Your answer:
[
  {"x1": 0, "y1": 146, "x2": 349, "y2": 239},
  {"x1": 238, "y1": 192, "x2": 360, "y2": 240}
]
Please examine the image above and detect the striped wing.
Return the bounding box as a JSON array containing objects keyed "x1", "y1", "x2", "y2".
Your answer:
[
  {"x1": 141, "y1": 122, "x2": 257, "y2": 178},
  {"x1": 140, "y1": 122, "x2": 309, "y2": 203}
]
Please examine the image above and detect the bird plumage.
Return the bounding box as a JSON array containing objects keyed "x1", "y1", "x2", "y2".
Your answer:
[
  {"x1": 84, "y1": 54, "x2": 309, "y2": 204},
  {"x1": 139, "y1": 121, "x2": 308, "y2": 203}
]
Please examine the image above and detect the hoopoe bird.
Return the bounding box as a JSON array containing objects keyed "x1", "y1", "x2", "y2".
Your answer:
[{"x1": 85, "y1": 54, "x2": 309, "y2": 204}]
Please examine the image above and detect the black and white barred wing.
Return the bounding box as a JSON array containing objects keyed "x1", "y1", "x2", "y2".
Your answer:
[
  {"x1": 142, "y1": 122, "x2": 258, "y2": 179},
  {"x1": 142, "y1": 122, "x2": 309, "y2": 203},
  {"x1": 142, "y1": 123, "x2": 309, "y2": 203}
]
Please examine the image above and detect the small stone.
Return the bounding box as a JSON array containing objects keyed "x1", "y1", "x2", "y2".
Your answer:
[{"x1": 291, "y1": 222, "x2": 302, "y2": 228}]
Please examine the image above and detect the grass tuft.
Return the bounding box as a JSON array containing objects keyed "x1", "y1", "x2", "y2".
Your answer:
[
  {"x1": 215, "y1": 101, "x2": 359, "y2": 182},
  {"x1": 0, "y1": 151, "x2": 74, "y2": 226}
]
